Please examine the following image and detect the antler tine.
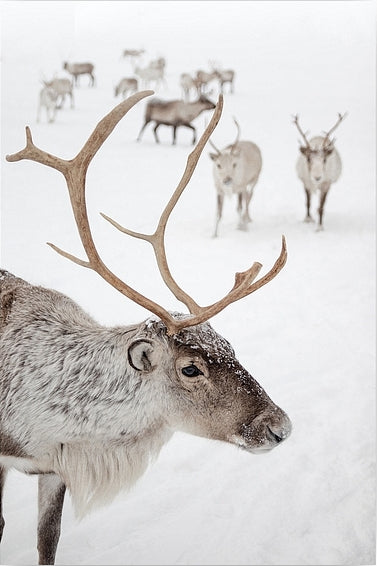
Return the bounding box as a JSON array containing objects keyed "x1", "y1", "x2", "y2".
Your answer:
[
  {"x1": 322, "y1": 112, "x2": 347, "y2": 148},
  {"x1": 231, "y1": 116, "x2": 241, "y2": 149},
  {"x1": 208, "y1": 137, "x2": 221, "y2": 155},
  {"x1": 292, "y1": 114, "x2": 311, "y2": 148}
]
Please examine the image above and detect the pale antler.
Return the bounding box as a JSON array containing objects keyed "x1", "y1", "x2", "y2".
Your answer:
[
  {"x1": 6, "y1": 90, "x2": 287, "y2": 336},
  {"x1": 230, "y1": 116, "x2": 241, "y2": 152},
  {"x1": 292, "y1": 114, "x2": 311, "y2": 148},
  {"x1": 322, "y1": 112, "x2": 347, "y2": 149}
]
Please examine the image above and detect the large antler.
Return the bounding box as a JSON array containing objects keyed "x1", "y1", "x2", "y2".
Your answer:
[
  {"x1": 322, "y1": 112, "x2": 347, "y2": 149},
  {"x1": 6, "y1": 90, "x2": 287, "y2": 336},
  {"x1": 292, "y1": 114, "x2": 311, "y2": 148}
]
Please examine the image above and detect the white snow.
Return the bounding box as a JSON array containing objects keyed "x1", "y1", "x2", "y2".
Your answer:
[{"x1": 0, "y1": 1, "x2": 375, "y2": 565}]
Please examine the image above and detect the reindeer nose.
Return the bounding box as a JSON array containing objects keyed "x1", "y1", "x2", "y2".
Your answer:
[
  {"x1": 267, "y1": 424, "x2": 289, "y2": 444},
  {"x1": 223, "y1": 176, "x2": 232, "y2": 186},
  {"x1": 314, "y1": 176, "x2": 322, "y2": 182},
  {"x1": 264, "y1": 412, "x2": 292, "y2": 445}
]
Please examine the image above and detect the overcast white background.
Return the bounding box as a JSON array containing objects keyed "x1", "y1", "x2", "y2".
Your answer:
[{"x1": 0, "y1": 1, "x2": 376, "y2": 565}]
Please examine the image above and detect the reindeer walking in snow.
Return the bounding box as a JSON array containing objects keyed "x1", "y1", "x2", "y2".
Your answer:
[
  {"x1": 293, "y1": 113, "x2": 346, "y2": 231},
  {"x1": 209, "y1": 118, "x2": 262, "y2": 237},
  {"x1": 1, "y1": 92, "x2": 291, "y2": 565}
]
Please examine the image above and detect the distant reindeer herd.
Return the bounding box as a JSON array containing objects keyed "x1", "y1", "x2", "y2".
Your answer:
[{"x1": 34, "y1": 49, "x2": 346, "y2": 233}]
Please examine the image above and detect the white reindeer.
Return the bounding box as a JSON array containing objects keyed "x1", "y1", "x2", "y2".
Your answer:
[
  {"x1": 293, "y1": 113, "x2": 346, "y2": 230},
  {"x1": 43, "y1": 78, "x2": 74, "y2": 109},
  {"x1": 179, "y1": 73, "x2": 200, "y2": 101},
  {"x1": 114, "y1": 77, "x2": 138, "y2": 99},
  {"x1": 214, "y1": 68, "x2": 235, "y2": 93},
  {"x1": 195, "y1": 69, "x2": 217, "y2": 94},
  {"x1": 209, "y1": 118, "x2": 262, "y2": 237},
  {"x1": 1, "y1": 92, "x2": 291, "y2": 565},
  {"x1": 36, "y1": 86, "x2": 59, "y2": 123},
  {"x1": 135, "y1": 58, "x2": 166, "y2": 90}
]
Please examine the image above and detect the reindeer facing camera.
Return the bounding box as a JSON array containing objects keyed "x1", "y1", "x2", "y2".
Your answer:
[{"x1": 293, "y1": 113, "x2": 347, "y2": 230}]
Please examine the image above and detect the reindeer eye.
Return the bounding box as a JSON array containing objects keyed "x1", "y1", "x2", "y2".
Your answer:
[
  {"x1": 217, "y1": 163, "x2": 221, "y2": 169},
  {"x1": 232, "y1": 163, "x2": 237, "y2": 168},
  {"x1": 181, "y1": 364, "x2": 203, "y2": 377}
]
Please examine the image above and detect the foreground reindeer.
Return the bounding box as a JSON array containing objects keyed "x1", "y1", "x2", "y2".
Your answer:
[
  {"x1": 63, "y1": 61, "x2": 95, "y2": 87},
  {"x1": 293, "y1": 113, "x2": 346, "y2": 230},
  {"x1": 137, "y1": 95, "x2": 216, "y2": 145},
  {"x1": 209, "y1": 118, "x2": 262, "y2": 237},
  {"x1": 1, "y1": 91, "x2": 291, "y2": 565}
]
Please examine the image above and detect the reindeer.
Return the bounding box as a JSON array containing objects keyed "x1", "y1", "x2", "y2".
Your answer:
[
  {"x1": 122, "y1": 48, "x2": 145, "y2": 65},
  {"x1": 195, "y1": 70, "x2": 217, "y2": 94},
  {"x1": 114, "y1": 77, "x2": 138, "y2": 99},
  {"x1": 137, "y1": 95, "x2": 216, "y2": 145},
  {"x1": 63, "y1": 61, "x2": 95, "y2": 87},
  {"x1": 293, "y1": 113, "x2": 346, "y2": 230},
  {"x1": 209, "y1": 118, "x2": 262, "y2": 237},
  {"x1": 36, "y1": 86, "x2": 59, "y2": 123},
  {"x1": 134, "y1": 60, "x2": 166, "y2": 91},
  {"x1": 179, "y1": 73, "x2": 200, "y2": 101},
  {"x1": 1, "y1": 92, "x2": 291, "y2": 565},
  {"x1": 43, "y1": 78, "x2": 74, "y2": 109},
  {"x1": 214, "y1": 69, "x2": 235, "y2": 94}
]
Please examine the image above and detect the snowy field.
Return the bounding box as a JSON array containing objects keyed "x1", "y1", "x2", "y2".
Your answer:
[{"x1": 0, "y1": 1, "x2": 376, "y2": 565}]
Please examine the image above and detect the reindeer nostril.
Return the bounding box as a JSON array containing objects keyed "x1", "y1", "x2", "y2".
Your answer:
[{"x1": 267, "y1": 426, "x2": 283, "y2": 443}]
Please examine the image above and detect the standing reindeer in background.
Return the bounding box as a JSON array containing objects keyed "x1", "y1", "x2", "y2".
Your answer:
[
  {"x1": 137, "y1": 95, "x2": 216, "y2": 145},
  {"x1": 63, "y1": 61, "x2": 96, "y2": 87},
  {"x1": 294, "y1": 113, "x2": 346, "y2": 231},
  {"x1": 43, "y1": 78, "x2": 74, "y2": 109},
  {"x1": 114, "y1": 77, "x2": 138, "y2": 99},
  {"x1": 1, "y1": 92, "x2": 291, "y2": 565},
  {"x1": 209, "y1": 118, "x2": 262, "y2": 237},
  {"x1": 179, "y1": 73, "x2": 200, "y2": 101},
  {"x1": 36, "y1": 85, "x2": 59, "y2": 123}
]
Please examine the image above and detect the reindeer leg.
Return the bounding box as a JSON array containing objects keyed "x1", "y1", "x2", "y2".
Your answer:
[
  {"x1": 172, "y1": 125, "x2": 177, "y2": 145},
  {"x1": 153, "y1": 123, "x2": 161, "y2": 144},
  {"x1": 0, "y1": 465, "x2": 6, "y2": 541},
  {"x1": 37, "y1": 473, "x2": 66, "y2": 566},
  {"x1": 213, "y1": 192, "x2": 224, "y2": 238},
  {"x1": 304, "y1": 187, "x2": 314, "y2": 223},
  {"x1": 317, "y1": 183, "x2": 330, "y2": 231},
  {"x1": 244, "y1": 186, "x2": 254, "y2": 223},
  {"x1": 136, "y1": 120, "x2": 150, "y2": 142},
  {"x1": 183, "y1": 124, "x2": 196, "y2": 145}
]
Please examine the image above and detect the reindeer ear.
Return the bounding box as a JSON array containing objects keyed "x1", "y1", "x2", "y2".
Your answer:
[
  {"x1": 299, "y1": 146, "x2": 308, "y2": 156},
  {"x1": 128, "y1": 339, "x2": 159, "y2": 372},
  {"x1": 209, "y1": 152, "x2": 218, "y2": 161}
]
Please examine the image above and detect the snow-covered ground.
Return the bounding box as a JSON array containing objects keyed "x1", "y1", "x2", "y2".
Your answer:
[{"x1": 0, "y1": 1, "x2": 375, "y2": 565}]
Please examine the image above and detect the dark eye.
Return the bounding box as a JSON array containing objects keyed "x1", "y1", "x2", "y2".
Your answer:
[
  {"x1": 232, "y1": 163, "x2": 236, "y2": 168},
  {"x1": 182, "y1": 364, "x2": 203, "y2": 377}
]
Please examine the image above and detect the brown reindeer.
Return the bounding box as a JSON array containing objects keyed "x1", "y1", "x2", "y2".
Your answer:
[
  {"x1": 1, "y1": 91, "x2": 291, "y2": 565},
  {"x1": 137, "y1": 95, "x2": 216, "y2": 145},
  {"x1": 63, "y1": 61, "x2": 95, "y2": 87}
]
